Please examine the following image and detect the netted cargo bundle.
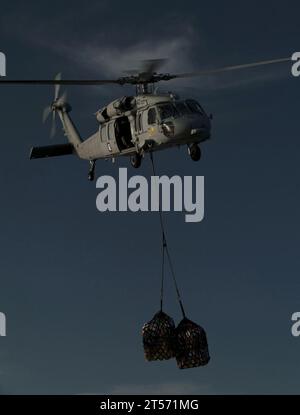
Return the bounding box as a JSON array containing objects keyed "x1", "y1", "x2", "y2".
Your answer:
[
  {"x1": 175, "y1": 318, "x2": 210, "y2": 369},
  {"x1": 142, "y1": 311, "x2": 176, "y2": 361}
]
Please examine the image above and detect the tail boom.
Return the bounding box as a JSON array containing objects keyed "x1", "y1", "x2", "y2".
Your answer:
[{"x1": 30, "y1": 143, "x2": 74, "y2": 159}]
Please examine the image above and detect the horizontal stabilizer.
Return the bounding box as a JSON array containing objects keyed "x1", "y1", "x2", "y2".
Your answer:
[{"x1": 30, "y1": 143, "x2": 74, "y2": 159}]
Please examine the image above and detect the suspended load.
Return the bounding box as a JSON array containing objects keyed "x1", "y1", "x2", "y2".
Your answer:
[
  {"x1": 142, "y1": 152, "x2": 210, "y2": 370},
  {"x1": 142, "y1": 311, "x2": 175, "y2": 361},
  {"x1": 175, "y1": 318, "x2": 210, "y2": 369}
]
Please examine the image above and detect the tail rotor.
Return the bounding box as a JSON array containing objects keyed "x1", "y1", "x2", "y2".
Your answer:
[{"x1": 42, "y1": 73, "x2": 67, "y2": 138}]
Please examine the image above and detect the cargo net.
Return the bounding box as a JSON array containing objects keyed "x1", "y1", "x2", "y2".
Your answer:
[
  {"x1": 175, "y1": 318, "x2": 210, "y2": 369},
  {"x1": 142, "y1": 311, "x2": 176, "y2": 361}
]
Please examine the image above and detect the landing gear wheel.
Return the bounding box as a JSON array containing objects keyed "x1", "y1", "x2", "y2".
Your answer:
[
  {"x1": 88, "y1": 160, "x2": 96, "y2": 181},
  {"x1": 189, "y1": 144, "x2": 201, "y2": 161},
  {"x1": 130, "y1": 153, "x2": 142, "y2": 168}
]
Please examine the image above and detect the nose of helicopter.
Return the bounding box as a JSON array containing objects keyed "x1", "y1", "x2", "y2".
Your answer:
[{"x1": 173, "y1": 114, "x2": 211, "y2": 142}]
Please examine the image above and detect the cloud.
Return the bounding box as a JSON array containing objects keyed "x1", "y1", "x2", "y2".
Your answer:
[
  {"x1": 1, "y1": 8, "x2": 290, "y2": 93},
  {"x1": 33, "y1": 35, "x2": 292, "y2": 94},
  {"x1": 25, "y1": 32, "x2": 290, "y2": 94},
  {"x1": 39, "y1": 35, "x2": 198, "y2": 80},
  {"x1": 0, "y1": 7, "x2": 198, "y2": 77},
  {"x1": 64, "y1": 37, "x2": 194, "y2": 77}
]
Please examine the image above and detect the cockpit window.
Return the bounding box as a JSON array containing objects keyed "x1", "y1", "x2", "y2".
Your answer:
[
  {"x1": 175, "y1": 101, "x2": 191, "y2": 115},
  {"x1": 157, "y1": 103, "x2": 178, "y2": 121},
  {"x1": 148, "y1": 107, "x2": 157, "y2": 125},
  {"x1": 185, "y1": 99, "x2": 204, "y2": 114}
]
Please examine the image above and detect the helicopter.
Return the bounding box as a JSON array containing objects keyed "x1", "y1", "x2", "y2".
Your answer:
[{"x1": 0, "y1": 57, "x2": 290, "y2": 180}]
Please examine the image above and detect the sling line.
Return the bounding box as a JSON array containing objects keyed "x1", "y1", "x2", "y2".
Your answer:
[{"x1": 150, "y1": 151, "x2": 186, "y2": 318}]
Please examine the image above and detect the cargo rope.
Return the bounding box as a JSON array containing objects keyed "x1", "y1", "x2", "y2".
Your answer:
[{"x1": 150, "y1": 151, "x2": 186, "y2": 318}]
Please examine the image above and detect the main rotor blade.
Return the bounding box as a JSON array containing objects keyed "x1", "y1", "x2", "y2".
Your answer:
[
  {"x1": 172, "y1": 57, "x2": 291, "y2": 79},
  {"x1": 0, "y1": 79, "x2": 123, "y2": 85},
  {"x1": 0, "y1": 57, "x2": 291, "y2": 87}
]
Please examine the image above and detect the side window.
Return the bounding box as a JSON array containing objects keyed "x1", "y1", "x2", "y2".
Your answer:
[
  {"x1": 148, "y1": 108, "x2": 157, "y2": 125},
  {"x1": 175, "y1": 102, "x2": 191, "y2": 115},
  {"x1": 157, "y1": 104, "x2": 178, "y2": 121},
  {"x1": 186, "y1": 100, "x2": 204, "y2": 114}
]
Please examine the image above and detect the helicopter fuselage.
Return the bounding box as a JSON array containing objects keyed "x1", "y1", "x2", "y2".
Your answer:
[
  {"x1": 30, "y1": 92, "x2": 211, "y2": 178},
  {"x1": 1, "y1": 54, "x2": 290, "y2": 177},
  {"x1": 76, "y1": 93, "x2": 211, "y2": 161}
]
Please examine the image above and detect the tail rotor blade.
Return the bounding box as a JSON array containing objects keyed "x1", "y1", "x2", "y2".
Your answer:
[
  {"x1": 43, "y1": 72, "x2": 65, "y2": 138},
  {"x1": 50, "y1": 111, "x2": 56, "y2": 138},
  {"x1": 54, "y1": 72, "x2": 62, "y2": 101},
  {"x1": 59, "y1": 91, "x2": 67, "y2": 104},
  {"x1": 42, "y1": 106, "x2": 52, "y2": 123}
]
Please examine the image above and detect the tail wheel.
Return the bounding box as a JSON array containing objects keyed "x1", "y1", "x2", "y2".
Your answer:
[
  {"x1": 130, "y1": 153, "x2": 142, "y2": 168},
  {"x1": 189, "y1": 144, "x2": 201, "y2": 161}
]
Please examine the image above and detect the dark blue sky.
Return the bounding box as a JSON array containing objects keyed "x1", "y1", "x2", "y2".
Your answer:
[{"x1": 0, "y1": 0, "x2": 300, "y2": 394}]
